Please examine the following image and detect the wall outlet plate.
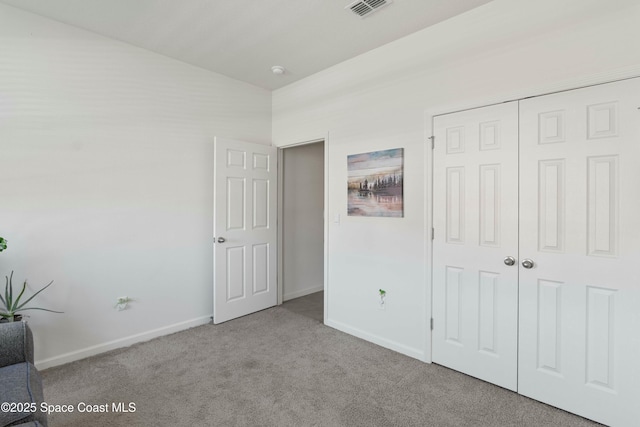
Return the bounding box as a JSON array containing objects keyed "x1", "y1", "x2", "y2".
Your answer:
[{"x1": 115, "y1": 296, "x2": 131, "y2": 311}]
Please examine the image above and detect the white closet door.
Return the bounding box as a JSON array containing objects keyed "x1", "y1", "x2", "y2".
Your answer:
[
  {"x1": 432, "y1": 102, "x2": 519, "y2": 391},
  {"x1": 518, "y1": 78, "x2": 640, "y2": 426}
]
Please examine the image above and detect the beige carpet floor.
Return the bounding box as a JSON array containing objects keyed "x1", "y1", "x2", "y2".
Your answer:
[{"x1": 41, "y1": 292, "x2": 599, "y2": 426}]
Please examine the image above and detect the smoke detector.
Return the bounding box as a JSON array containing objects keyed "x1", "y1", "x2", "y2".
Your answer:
[
  {"x1": 346, "y1": 0, "x2": 392, "y2": 18},
  {"x1": 271, "y1": 65, "x2": 285, "y2": 75}
]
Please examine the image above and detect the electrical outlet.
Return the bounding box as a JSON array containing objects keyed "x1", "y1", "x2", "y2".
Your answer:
[{"x1": 115, "y1": 296, "x2": 132, "y2": 311}]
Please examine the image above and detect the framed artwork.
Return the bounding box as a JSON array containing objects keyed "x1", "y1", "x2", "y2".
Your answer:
[{"x1": 347, "y1": 148, "x2": 404, "y2": 217}]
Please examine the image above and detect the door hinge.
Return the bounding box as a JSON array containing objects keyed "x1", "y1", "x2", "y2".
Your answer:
[
  {"x1": 431, "y1": 227, "x2": 434, "y2": 240},
  {"x1": 430, "y1": 318, "x2": 434, "y2": 330},
  {"x1": 429, "y1": 136, "x2": 435, "y2": 149}
]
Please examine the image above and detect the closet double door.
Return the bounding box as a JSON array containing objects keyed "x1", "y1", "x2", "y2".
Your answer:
[{"x1": 432, "y1": 78, "x2": 640, "y2": 426}]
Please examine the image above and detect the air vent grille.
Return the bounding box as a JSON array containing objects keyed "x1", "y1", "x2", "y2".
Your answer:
[
  {"x1": 346, "y1": 0, "x2": 392, "y2": 18},
  {"x1": 367, "y1": 0, "x2": 387, "y2": 8}
]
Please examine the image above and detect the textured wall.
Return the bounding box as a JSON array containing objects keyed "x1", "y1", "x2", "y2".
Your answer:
[
  {"x1": 283, "y1": 142, "x2": 324, "y2": 301},
  {"x1": 0, "y1": 3, "x2": 271, "y2": 367},
  {"x1": 273, "y1": 0, "x2": 640, "y2": 360}
]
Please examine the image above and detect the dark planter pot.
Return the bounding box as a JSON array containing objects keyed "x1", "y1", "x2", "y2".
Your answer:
[{"x1": 0, "y1": 314, "x2": 23, "y2": 323}]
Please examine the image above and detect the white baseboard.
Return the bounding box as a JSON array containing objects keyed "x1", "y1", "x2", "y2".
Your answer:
[
  {"x1": 35, "y1": 315, "x2": 212, "y2": 370},
  {"x1": 325, "y1": 318, "x2": 427, "y2": 362},
  {"x1": 283, "y1": 285, "x2": 323, "y2": 301}
]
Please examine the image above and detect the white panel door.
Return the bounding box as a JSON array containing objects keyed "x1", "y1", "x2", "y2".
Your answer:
[
  {"x1": 433, "y1": 102, "x2": 519, "y2": 391},
  {"x1": 518, "y1": 78, "x2": 640, "y2": 426},
  {"x1": 213, "y1": 137, "x2": 277, "y2": 324}
]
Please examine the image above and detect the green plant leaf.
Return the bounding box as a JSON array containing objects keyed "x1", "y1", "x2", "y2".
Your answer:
[
  {"x1": 5, "y1": 273, "x2": 12, "y2": 310},
  {"x1": 15, "y1": 280, "x2": 55, "y2": 311},
  {"x1": 16, "y1": 307, "x2": 63, "y2": 314},
  {"x1": 1, "y1": 271, "x2": 61, "y2": 317},
  {"x1": 13, "y1": 281, "x2": 27, "y2": 311}
]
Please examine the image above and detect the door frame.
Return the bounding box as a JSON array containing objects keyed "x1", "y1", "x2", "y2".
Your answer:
[
  {"x1": 424, "y1": 71, "x2": 640, "y2": 364},
  {"x1": 276, "y1": 134, "x2": 330, "y2": 324}
]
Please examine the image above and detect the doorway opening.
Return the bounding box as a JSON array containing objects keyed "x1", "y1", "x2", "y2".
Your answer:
[{"x1": 278, "y1": 140, "x2": 325, "y2": 322}]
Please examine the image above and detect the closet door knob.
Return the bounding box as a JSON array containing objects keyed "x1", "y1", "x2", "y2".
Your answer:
[
  {"x1": 522, "y1": 259, "x2": 534, "y2": 269},
  {"x1": 503, "y1": 256, "x2": 516, "y2": 266},
  {"x1": 216, "y1": 237, "x2": 226, "y2": 243}
]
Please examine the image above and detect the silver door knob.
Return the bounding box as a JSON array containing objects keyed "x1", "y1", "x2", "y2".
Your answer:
[
  {"x1": 522, "y1": 259, "x2": 534, "y2": 269},
  {"x1": 217, "y1": 237, "x2": 226, "y2": 243},
  {"x1": 503, "y1": 256, "x2": 516, "y2": 266}
]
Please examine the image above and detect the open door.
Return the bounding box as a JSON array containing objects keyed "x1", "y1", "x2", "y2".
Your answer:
[{"x1": 213, "y1": 137, "x2": 277, "y2": 324}]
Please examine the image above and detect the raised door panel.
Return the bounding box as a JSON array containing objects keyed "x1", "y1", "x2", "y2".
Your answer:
[
  {"x1": 446, "y1": 167, "x2": 465, "y2": 244},
  {"x1": 252, "y1": 179, "x2": 270, "y2": 229},
  {"x1": 444, "y1": 266, "x2": 463, "y2": 344},
  {"x1": 479, "y1": 165, "x2": 500, "y2": 247},
  {"x1": 537, "y1": 160, "x2": 565, "y2": 252},
  {"x1": 227, "y1": 177, "x2": 246, "y2": 231},
  {"x1": 587, "y1": 156, "x2": 618, "y2": 257},
  {"x1": 226, "y1": 246, "x2": 246, "y2": 301},
  {"x1": 477, "y1": 271, "x2": 499, "y2": 355},
  {"x1": 536, "y1": 279, "x2": 562, "y2": 376}
]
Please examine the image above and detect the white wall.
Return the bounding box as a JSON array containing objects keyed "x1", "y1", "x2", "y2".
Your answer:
[
  {"x1": 0, "y1": 4, "x2": 271, "y2": 367},
  {"x1": 282, "y1": 142, "x2": 324, "y2": 301},
  {"x1": 273, "y1": 0, "x2": 640, "y2": 360}
]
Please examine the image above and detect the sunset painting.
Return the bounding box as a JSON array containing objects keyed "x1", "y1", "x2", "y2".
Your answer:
[{"x1": 347, "y1": 148, "x2": 404, "y2": 217}]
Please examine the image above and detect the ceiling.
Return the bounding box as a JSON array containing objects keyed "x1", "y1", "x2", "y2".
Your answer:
[{"x1": 0, "y1": 0, "x2": 493, "y2": 90}]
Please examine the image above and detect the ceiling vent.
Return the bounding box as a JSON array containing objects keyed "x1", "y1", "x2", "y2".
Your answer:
[{"x1": 346, "y1": 0, "x2": 392, "y2": 18}]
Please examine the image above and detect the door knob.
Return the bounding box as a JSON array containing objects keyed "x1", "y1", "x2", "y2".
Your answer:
[
  {"x1": 522, "y1": 259, "x2": 534, "y2": 269},
  {"x1": 503, "y1": 256, "x2": 516, "y2": 266},
  {"x1": 217, "y1": 237, "x2": 226, "y2": 243}
]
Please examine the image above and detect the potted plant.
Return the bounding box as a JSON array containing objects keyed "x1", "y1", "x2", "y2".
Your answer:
[
  {"x1": 0, "y1": 271, "x2": 62, "y2": 322},
  {"x1": 0, "y1": 236, "x2": 6, "y2": 252}
]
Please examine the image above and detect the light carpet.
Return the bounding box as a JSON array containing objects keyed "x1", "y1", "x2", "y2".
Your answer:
[{"x1": 41, "y1": 292, "x2": 599, "y2": 426}]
